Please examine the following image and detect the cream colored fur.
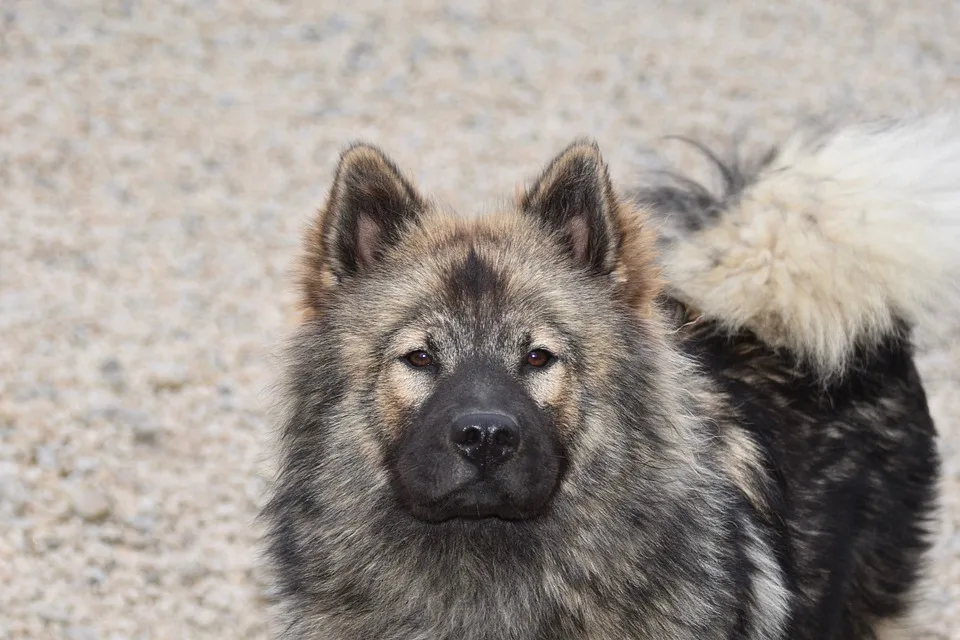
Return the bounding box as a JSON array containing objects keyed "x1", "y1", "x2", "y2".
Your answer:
[{"x1": 658, "y1": 112, "x2": 960, "y2": 378}]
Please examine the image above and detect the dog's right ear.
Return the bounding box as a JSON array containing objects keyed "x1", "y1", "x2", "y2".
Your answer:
[{"x1": 301, "y1": 143, "x2": 426, "y2": 307}]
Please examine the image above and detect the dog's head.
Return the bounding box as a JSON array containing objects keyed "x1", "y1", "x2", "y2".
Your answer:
[{"x1": 288, "y1": 141, "x2": 672, "y2": 525}]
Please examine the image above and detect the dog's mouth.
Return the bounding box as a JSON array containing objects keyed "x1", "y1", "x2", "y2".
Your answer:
[{"x1": 399, "y1": 481, "x2": 553, "y2": 523}]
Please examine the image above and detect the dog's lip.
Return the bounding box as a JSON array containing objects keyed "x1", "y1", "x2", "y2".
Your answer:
[
  {"x1": 406, "y1": 503, "x2": 544, "y2": 523},
  {"x1": 401, "y1": 484, "x2": 550, "y2": 523}
]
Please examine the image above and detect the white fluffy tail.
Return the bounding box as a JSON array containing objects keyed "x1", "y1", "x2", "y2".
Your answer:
[{"x1": 639, "y1": 112, "x2": 960, "y2": 379}]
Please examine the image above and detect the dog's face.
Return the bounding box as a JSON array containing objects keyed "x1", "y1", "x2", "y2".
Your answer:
[
  {"x1": 386, "y1": 288, "x2": 569, "y2": 522},
  {"x1": 295, "y1": 141, "x2": 661, "y2": 525}
]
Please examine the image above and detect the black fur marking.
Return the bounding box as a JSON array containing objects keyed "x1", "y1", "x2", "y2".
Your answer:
[
  {"x1": 678, "y1": 315, "x2": 940, "y2": 639},
  {"x1": 444, "y1": 247, "x2": 505, "y2": 302}
]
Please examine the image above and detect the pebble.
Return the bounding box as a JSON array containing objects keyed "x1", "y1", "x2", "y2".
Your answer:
[
  {"x1": 148, "y1": 361, "x2": 191, "y2": 393},
  {"x1": 66, "y1": 626, "x2": 100, "y2": 640},
  {"x1": 41, "y1": 535, "x2": 63, "y2": 550},
  {"x1": 33, "y1": 445, "x2": 59, "y2": 471},
  {"x1": 128, "y1": 512, "x2": 156, "y2": 534},
  {"x1": 0, "y1": 474, "x2": 31, "y2": 516},
  {"x1": 98, "y1": 525, "x2": 124, "y2": 544},
  {"x1": 82, "y1": 567, "x2": 108, "y2": 587},
  {"x1": 37, "y1": 605, "x2": 71, "y2": 624},
  {"x1": 96, "y1": 407, "x2": 162, "y2": 446},
  {"x1": 105, "y1": 407, "x2": 162, "y2": 446},
  {"x1": 73, "y1": 457, "x2": 101, "y2": 475},
  {"x1": 69, "y1": 486, "x2": 113, "y2": 522},
  {"x1": 188, "y1": 608, "x2": 219, "y2": 629},
  {"x1": 99, "y1": 357, "x2": 126, "y2": 391},
  {"x1": 179, "y1": 561, "x2": 210, "y2": 586},
  {"x1": 129, "y1": 417, "x2": 162, "y2": 446}
]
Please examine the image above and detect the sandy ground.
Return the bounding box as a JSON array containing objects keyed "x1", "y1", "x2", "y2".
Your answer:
[{"x1": 2, "y1": 1, "x2": 959, "y2": 638}]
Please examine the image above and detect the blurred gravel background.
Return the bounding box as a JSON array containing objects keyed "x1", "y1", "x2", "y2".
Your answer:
[{"x1": 2, "y1": 1, "x2": 959, "y2": 638}]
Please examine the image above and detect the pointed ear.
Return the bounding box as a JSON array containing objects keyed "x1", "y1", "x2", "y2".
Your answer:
[
  {"x1": 299, "y1": 143, "x2": 426, "y2": 313},
  {"x1": 308, "y1": 143, "x2": 426, "y2": 283},
  {"x1": 519, "y1": 140, "x2": 623, "y2": 274}
]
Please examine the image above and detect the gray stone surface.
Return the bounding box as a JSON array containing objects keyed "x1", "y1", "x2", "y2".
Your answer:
[{"x1": 2, "y1": 1, "x2": 958, "y2": 637}]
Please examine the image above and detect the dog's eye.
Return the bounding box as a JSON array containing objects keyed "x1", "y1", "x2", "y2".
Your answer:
[
  {"x1": 525, "y1": 349, "x2": 553, "y2": 368},
  {"x1": 405, "y1": 350, "x2": 434, "y2": 368}
]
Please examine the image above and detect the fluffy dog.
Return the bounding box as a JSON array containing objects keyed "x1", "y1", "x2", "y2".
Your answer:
[{"x1": 262, "y1": 113, "x2": 958, "y2": 639}]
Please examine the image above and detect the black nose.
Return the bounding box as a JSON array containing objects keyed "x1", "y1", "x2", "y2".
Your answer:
[{"x1": 450, "y1": 412, "x2": 520, "y2": 469}]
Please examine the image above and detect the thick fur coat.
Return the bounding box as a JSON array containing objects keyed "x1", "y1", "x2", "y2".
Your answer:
[{"x1": 262, "y1": 113, "x2": 956, "y2": 639}]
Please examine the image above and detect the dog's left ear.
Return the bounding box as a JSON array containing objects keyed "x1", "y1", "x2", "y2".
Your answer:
[{"x1": 519, "y1": 140, "x2": 623, "y2": 275}]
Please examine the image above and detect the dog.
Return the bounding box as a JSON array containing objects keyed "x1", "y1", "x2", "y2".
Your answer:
[{"x1": 261, "y1": 113, "x2": 959, "y2": 639}]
